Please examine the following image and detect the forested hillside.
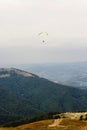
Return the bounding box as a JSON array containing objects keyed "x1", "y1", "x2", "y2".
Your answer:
[{"x1": 0, "y1": 68, "x2": 87, "y2": 125}]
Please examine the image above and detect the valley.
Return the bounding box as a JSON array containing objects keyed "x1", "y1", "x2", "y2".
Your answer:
[{"x1": 17, "y1": 62, "x2": 87, "y2": 89}]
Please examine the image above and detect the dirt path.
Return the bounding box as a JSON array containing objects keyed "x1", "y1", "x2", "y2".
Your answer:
[{"x1": 48, "y1": 119, "x2": 63, "y2": 127}]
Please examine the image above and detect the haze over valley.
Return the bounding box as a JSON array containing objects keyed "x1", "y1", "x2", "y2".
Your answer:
[{"x1": 15, "y1": 61, "x2": 87, "y2": 89}]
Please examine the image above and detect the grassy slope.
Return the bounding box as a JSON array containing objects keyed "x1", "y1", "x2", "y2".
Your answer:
[
  {"x1": 16, "y1": 119, "x2": 87, "y2": 130},
  {"x1": 1, "y1": 118, "x2": 87, "y2": 130}
]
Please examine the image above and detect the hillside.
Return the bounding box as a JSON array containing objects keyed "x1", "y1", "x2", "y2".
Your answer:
[
  {"x1": 17, "y1": 112, "x2": 87, "y2": 130},
  {"x1": 1, "y1": 112, "x2": 87, "y2": 130},
  {"x1": 0, "y1": 68, "x2": 87, "y2": 125}
]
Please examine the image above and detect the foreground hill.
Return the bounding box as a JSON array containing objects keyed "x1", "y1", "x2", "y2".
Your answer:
[
  {"x1": 0, "y1": 68, "x2": 87, "y2": 125},
  {"x1": 17, "y1": 114, "x2": 87, "y2": 130},
  {"x1": 1, "y1": 112, "x2": 87, "y2": 130}
]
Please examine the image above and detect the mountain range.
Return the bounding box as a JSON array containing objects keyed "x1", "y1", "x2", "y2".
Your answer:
[
  {"x1": 16, "y1": 62, "x2": 87, "y2": 89},
  {"x1": 0, "y1": 68, "x2": 87, "y2": 125}
]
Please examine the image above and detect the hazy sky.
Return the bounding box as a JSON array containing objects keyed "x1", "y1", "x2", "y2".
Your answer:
[{"x1": 0, "y1": 0, "x2": 87, "y2": 65}]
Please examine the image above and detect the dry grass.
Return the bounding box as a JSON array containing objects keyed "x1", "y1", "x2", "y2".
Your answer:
[
  {"x1": 1, "y1": 112, "x2": 87, "y2": 130},
  {"x1": 17, "y1": 119, "x2": 53, "y2": 130},
  {"x1": 15, "y1": 118, "x2": 87, "y2": 130},
  {"x1": 59, "y1": 119, "x2": 87, "y2": 130}
]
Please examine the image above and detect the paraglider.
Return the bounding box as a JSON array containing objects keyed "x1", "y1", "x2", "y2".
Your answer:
[
  {"x1": 38, "y1": 32, "x2": 48, "y2": 43},
  {"x1": 42, "y1": 40, "x2": 45, "y2": 43},
  {"x1": 38, "y1": 32, "x2": 48, "y2": 36}
]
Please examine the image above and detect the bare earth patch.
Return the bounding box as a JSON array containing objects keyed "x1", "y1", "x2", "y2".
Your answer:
[{"x1": 48, "y1": 119, "x2": 63, "y2": 127}]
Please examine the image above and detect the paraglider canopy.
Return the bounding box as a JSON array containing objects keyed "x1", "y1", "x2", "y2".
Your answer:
[
  {"x1": 38, "y1": 32, "x2": 48, "y2": 43},
  {"x1": 38, "y1": 32, "x2": 48, "y2": 36}
]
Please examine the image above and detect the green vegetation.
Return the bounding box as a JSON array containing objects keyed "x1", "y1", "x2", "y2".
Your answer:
[
  {"x1": 3, "y1": 112, "x2": 60, "y2": 127},
  {"x1": 0, "y1": 68, "x2": 87, "y2": 126}
]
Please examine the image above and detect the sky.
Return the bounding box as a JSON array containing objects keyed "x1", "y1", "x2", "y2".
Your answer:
[{"x1": 0, "y1": 0, "x2": 87, "y2": 65}]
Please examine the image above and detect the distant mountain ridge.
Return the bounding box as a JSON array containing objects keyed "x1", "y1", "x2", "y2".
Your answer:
[
  {"x1": 17, "y1": 62, "x2": 87, "y2": 89},
  {"x1": 0, "y1": 68, "x2": 87, "y2": 125}
]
